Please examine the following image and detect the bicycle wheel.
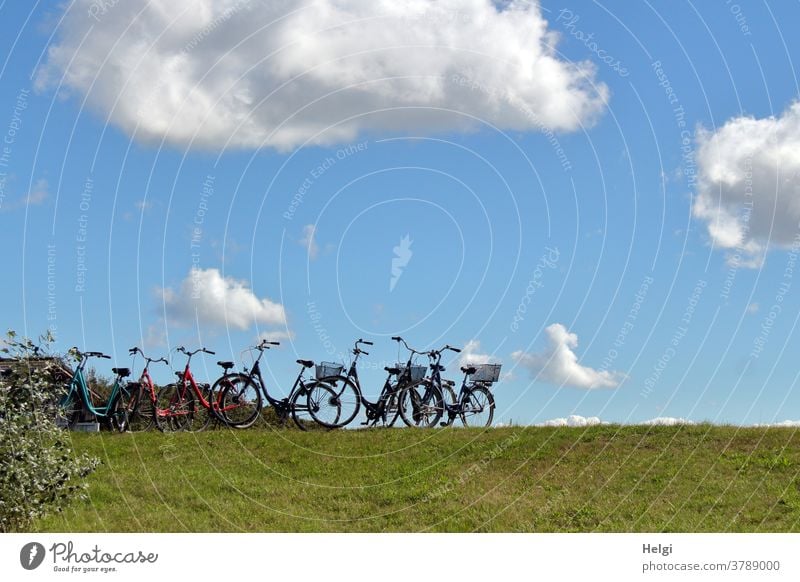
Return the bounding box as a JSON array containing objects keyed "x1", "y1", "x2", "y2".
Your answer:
[
  {"x1": 107, "y1": 391, "x2": 130, "y2": 432},
  {"x1": 218, "y1": 376, "x2": 262, "y2": 428},
  {"x1": 439, "y1": 383, "x2": 459, "y2": 427},
  {"x1": 399, "y1": 381, "x2": 443, "y2": 428},
  {"x1": 307, "y1": 376, "x2": 360, "y2": 428},
  {"x1": 187, "y1": 383, "x2": 216, "y2": 432},
  {"x1": 376, "y1": 388, "x2": 401, "y2": 427},
  {"x1": 56, "y1": 392, "x2": 81, "y2": 429},
  {"x1": 155, "y1": 383, "x2": 194, "y2": 432},
  {"x1": 300, "y1": 381, "x2": 340, "y2": 429},
  {"x1": 459, "y1": 384, "x2": 495, "y2": 427},
  {"x1": 125, "y1": 383, "x2": 155, "y2": 432}
]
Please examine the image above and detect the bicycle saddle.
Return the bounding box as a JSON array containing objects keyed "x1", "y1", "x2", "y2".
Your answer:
[
  {"x1": 112, "y1": 367, "x2": 131, "y2": 378},
  {"x1": 461, "y1": 366, "x2": 477, "y2": 375},
  {"x1": 217, "y1": 361, "x2": 235, "y2": 370},
  {"x1": 384, "y1": 366, "x2": 400, "y2": 374},
  {"x1": 296, "y1": 359, "x2": 314, "y2": 368},
  {"x1": 430, "y1": 364, "x2": 446, "y2": 371}
]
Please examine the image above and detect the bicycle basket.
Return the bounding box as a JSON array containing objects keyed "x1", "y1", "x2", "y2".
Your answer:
[
  {"x1": 397, "y1": 364, "x2": 427, "y2": 383},
  {"x1": 470, "y1": 363, "x2": 502, "y2": 383},
  {"x1": 316, "y1": 362, "x2": 344, "y2": 379}
]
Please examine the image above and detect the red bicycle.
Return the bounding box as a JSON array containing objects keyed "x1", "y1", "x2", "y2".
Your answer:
[
  {"x1": 156, "y1": 346, "x2": 259, "y2": 431},
  {"x1": 122, "y1": 346, "x2": 169, "y2": 432}
]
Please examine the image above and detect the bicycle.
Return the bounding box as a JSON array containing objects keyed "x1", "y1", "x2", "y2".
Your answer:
[
  {"x1": 155, "y1": 346, "x2": 234, "y2": 432},
  {"x1": 441, "y1": 363, "x2": 499, "y2": 428},
  {"x1": 58, "y1": 348, "x2": 132, "y2": 432},
  {"x1": 119, "y1": 347, "x2": 169, "y2": 432},
  {"x1": 213, "y1": 339, "x2": 340, "y2": 430},
  {"x1": 307, "y1": 337, "x2": 431, "y2": 429},
  {"x1": 396, "y1": 340, "x2": 462, "y2": 428}
]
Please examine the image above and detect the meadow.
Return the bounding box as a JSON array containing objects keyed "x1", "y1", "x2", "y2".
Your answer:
[{"x1": 34, "y1": 424, "x2": 800, "y2": 532}]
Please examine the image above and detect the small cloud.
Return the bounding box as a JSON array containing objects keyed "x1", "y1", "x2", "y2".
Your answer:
[
  {"x1": 537, "y1": 414, "x2": 606, "y2": 427},
  {"x1": 746, "y1": 302, "x2": 759, "y2": 315},
  {"x1": 299, "y1": 224, "x2": 318, "y2": 259},
  {"x1": 160, "y1": 267, "x2": 286, "y2": 331},
  {"x1": 512, "y1": 323, "x2": 623, "y2": 389},
  {"x1": 25, "y1": 178, "x2": 49, "y2": 205},
  {"x1": 459, "y1": 339, "x2": 500, "y2": 367},
  {"x1": 256, "y1": 330, "x2": 295, "y2": 343},
  {"x1": 135, "y1": 199, "x2": 153, "y2": 211},
  {"x1": 641, "y1": 417, "x2": 694, "y2": 426},
  {"x1": 753, "y1": 420, "x2": 800, "y2": 427}
]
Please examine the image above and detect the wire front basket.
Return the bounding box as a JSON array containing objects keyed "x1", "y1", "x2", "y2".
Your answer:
[
  {"x1": 397, "y1": 364, "x2": 427, "y2": 383},
  {"x1": 470, "y1": 363, "x2": 502, "y2": 384},
  {"x1": 315, "y1": 362, "x2": 344, "y2": 380}
]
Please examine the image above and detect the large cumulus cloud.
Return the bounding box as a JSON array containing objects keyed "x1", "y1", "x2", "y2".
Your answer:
[{"x1": 36, "y1": 0, "x2": 608, "y2": 150}]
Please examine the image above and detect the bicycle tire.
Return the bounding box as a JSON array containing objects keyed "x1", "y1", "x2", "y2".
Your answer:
[
  {"x1": 439, "y1": 383, "x2": 459, "y2": 427},
  {"x1": 399, "y1": 380, "x2": 444, "y2": 428},
  {"x1": 56, "y1": 392, "x2": 81, "y2": 429},
  {"x1": 217, "y1": 375, "x2": 262, "y2": 428},
  {"x1": 300, "y1": 381, "x2": 341, "y2": 430},
  {"x1": 306, "y1": 375, "x2": 361, "y2": 428},
  {"x1": 126, "y1": 383, "x2": 156, "y2": 432},
  {"x1": 376, "y1": 388, "x2": 401, "y2": 427},
  {"x1": 107, "y1": 391, "x2": 129, "y2": 432},
  {"x1": 188, "y1": 383, "x2": 216, "y2": 432},
  {"x1": 459, "y1": 384, "x2": 495, "y2": 427},
  {"x1": 155, "y1": 383, "x2": 194, "y2": 432}
]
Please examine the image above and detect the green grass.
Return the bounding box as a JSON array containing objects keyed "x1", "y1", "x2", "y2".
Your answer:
[{"x1": 33, "y1": 424, "x2": 800, "y2": 532}]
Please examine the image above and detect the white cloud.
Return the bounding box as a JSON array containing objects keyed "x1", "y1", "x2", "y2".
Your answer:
[
  {"x1": 746, "y1": 302, "x2": 759, "y2": 314},
  {"x1": 512, "y1": 323, "x2": 622, "y2": 389},
  {"x1": 160, "y1": 267, "x2": 286, "y2": 330},
  {"x1": 754, "y1": 420, "x2": 800, "y2": 428},
  {"x1": 693, "y1": 102, "x2": 800, "y2": 266},
  {"x1": 459, "y1": 339, "x2": 500, "y2": 367},
  {"x1": 36, "y1": 0, "x2": 607, "y2": 151},
  {"x1": 25, "y1": 178, "x2": 49, "y2": 205},
  {"x1": 641, "y1": 417, "x2": 694, "y2": 426},
  {"x1": 299, "y1": 224, "x2": 318, "y2": 259},
  {"x1": 537, "y1": 414, "x2": 605, "y2": 427},
  {"x1": 256, "y1": 330, "x2": 295, "y2": 343}
]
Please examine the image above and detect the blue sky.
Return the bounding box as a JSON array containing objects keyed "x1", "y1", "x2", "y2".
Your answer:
[{"x1": 2, "y1": 1, "x2": 800, "y2": 426}]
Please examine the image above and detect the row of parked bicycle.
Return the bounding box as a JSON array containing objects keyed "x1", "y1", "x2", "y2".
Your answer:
[{"x1": 57, "y1": 336, "x2": 502, "y2": 431}]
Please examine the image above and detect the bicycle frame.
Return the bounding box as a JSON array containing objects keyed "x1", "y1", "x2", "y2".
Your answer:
[
  {"x1": 241, "y1": 346, "x2": 309, "y2": 410},
  {"x1": 62, "y1": 355, "x2": 126, "y2": 418}
]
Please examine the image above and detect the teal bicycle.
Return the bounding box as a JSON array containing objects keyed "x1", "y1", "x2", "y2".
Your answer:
[{"x1": 57, "y1": 348, "x2": 133, "y2": 432}]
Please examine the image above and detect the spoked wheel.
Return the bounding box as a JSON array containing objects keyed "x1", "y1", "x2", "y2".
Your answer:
[
  {"x1": 108, "y1": 392, "x2": 130, "y2": 432},
  {"x1": 125, "y1": 383, "x2": 156, "y2": 432},
  {"x1": 399, "y1": 381, "x2": 444, "y2": 428},
  {"x1": 439, "y1": 383, "x2": 459, "y2": 427},
  {"x1": 56, "y1": 392, "x2": 81, "y2": 429},
  {"x1": 375, "y1": 389, "x2": 401, "y2": 427},
  {"x1": 187, "y1": 384, "x2": 216, "y2": 432},
  {"x1": 307, "y1": 376, "x2": 361, "y2": 428},
  {"x1": 300, "y1": 381, "x2": 341, "y2": 430},
  {"x1": 218, "y1": 376, "x2": 262, "y2": 429},
  {"x1": 459, "y1": 384, "x2": 495, "y2": 427},
  {"x1": 155, "y1": 383, "x2": 194, "y2": 432}
]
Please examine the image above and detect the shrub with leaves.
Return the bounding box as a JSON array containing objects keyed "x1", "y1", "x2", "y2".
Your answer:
[{"x1": 0, "y1": 330, "x2": 98, "y2": 532}]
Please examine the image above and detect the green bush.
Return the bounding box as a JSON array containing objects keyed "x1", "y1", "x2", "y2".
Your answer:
[{"x1": 0, "y1": 330, "x2": 98, "y2": 532}]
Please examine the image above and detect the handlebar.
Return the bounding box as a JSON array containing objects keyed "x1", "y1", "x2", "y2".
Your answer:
[
  {"x1": 257, "y1": 339, "x2": 281, "y2": 350},
  {"x1": 72, "y1": 347, "x2": 110, "y2": 360},
  {"x1": 130, "y1": 346, "x2": 168, "y2": 365},
  {"x1": 177, "y1": 346, "x2": 215, "y2": 357}
]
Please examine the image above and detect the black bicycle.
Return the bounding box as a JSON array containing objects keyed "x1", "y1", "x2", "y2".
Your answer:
[
  {"x1": 440, "y1": 363, "x2": 499, "y2": 427},
  {"x1": 213, "y1": 339, "x2": 340, "y2": 430},
  {"x1": 399, "y1": 343, "x2": 462, "y2": 428},
  {"x1": 307, "y1": 337, "x2": 437, "y2": 429}
]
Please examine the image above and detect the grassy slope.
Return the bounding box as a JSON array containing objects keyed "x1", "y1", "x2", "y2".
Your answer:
[{"x1": 34, "y1": 425, "x2": 800, "y2": 532}]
